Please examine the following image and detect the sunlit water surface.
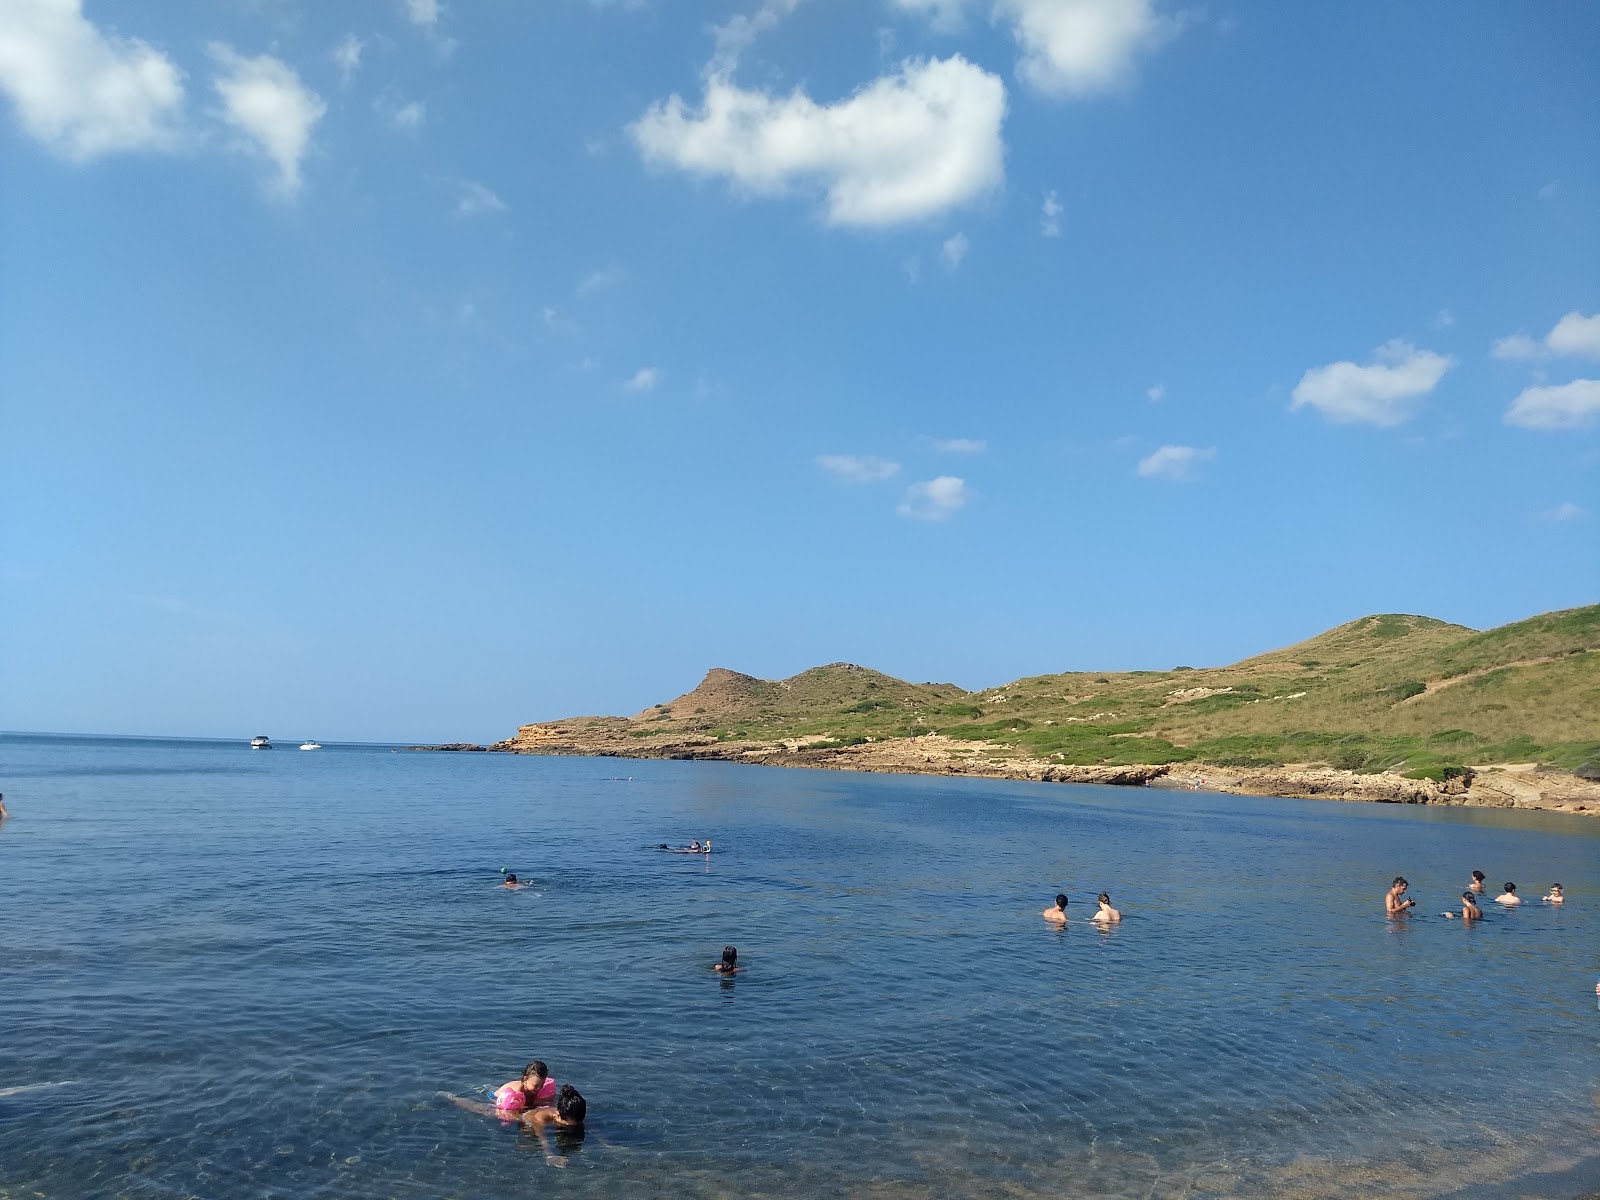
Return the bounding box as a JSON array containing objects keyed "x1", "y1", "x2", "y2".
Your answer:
[{"x1": 2, "y1": 734, "x2": 1597, "y2": 1199}]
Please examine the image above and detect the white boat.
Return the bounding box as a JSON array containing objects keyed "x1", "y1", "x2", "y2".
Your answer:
[
  {"x1": 250, "y1": 735, "x2": 272, "y2": 749},
  {"x1": 299, "y1": 740, "x2": 322, "y2": 751}
]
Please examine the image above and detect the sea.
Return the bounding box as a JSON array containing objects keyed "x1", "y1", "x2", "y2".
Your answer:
[{"x1": 2, "y1": 732, "x2": 1597, "y2": 1199}]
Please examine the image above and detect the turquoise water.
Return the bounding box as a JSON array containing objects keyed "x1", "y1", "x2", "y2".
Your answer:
[{"x1": 2, "y1": 733, "x2": 1597, "y2": 1199}]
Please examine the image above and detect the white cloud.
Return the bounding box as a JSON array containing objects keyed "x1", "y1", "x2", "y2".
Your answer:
[
  {"x1": 631, "y1": 55, "x2": 1006, "y2": 228},
  {"x1": 931, "y1": 437, "x2": 986, "y2": 453},
  {"x1": 891, "y1": 0, "x2": 969, "y2": 33},
  {"x1": 456, "y1": 179, "x2": 506, "y2": 216},
  {"x1": 332, "y1": 34, "x2": 363, "y2": 85},
  {"x1": 1041, "y1": 188, "x2": 1062, "y2": 237},
  {"x1": 1136, "y1": 444, "x2": 1214, "y2": 479},
  {"x1": 996, "y1": 0, "x2": 1176, "y2": 97},
  {"x1": 898, "y1": 475, "x2": 970, "y2": 519},
  {"x1": 210, "y1": 45, "x2": 324, "y2": 196},
  {"x1": 940, "y1": 231, "x2": 969, "y2": 269},
  {"x1": 1146, "y1": 383, "x2": 1165, "y2": 402},
  {"x1": 710, "y1": 0, "x2": 802, "y2": 73},
  {"x1": 403, "y1": 0, "x2": 439, "y2": 28},
  {"x1": 578, "y1": 264, "x2": 623, "y2": 296},
  {"x1": 1538, "y1": 180, "x2": 1558, "y2": 200},
  {"x1": 1431, "y1": 308, "x2": 1454, "y2": 330},
  {"x1": 624, "y1": 367, "x2": 659, "y2": 392},
  {"x1": 1493, "y1": 311, "x2": 1600, "y2": 361},
  {"x1": 1290, "y1": 339, "x2": 1453, "y2": 427},
  {"x1": 1504, "y1": 379, "x2": 1600, "y2": 431},
  {"x1": 816, "y1": 454, "x2": 901, "y2": 482},
  {"x1": 1542, "y1": 501, "x2": 1585, "y2": 522},
  {"x1": 0, "y1": 0, "x2": 185, "y2": 160},
  {"x1": 378, "y1": 92, "x2": 425, "y2": 129}
]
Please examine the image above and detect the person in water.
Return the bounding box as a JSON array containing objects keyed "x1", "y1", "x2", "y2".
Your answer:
[
  {"x1": 495, "y1": 1061, "x2": 556, "y2": 1112},
  {"x1": 1544, "y1": 883, "x2": 1564, "y2": 904},
  {"x1": 1385, "y1": 877, "x2": 1415, "y2": 916},
  {"x1": 1469, "y1": 870, "x2": 1486, "y2": 893},
  {"x1": 0, "y1": 792, "x2": 8, "y2": 821},
  {"x1": 1042, "y1": 894, "x2": 1069, "y2": 924},
  {"x1": 502, "y1": 873, "x2": 523, "y2": 890},
  {"x1": 1444, "y1": 891, "x2": 1482, "y2": 921},
  {"x1": 713, "y1": 946, "x2": 740, "y2": 975},
  {"x1": 1090, "y1": 892, "x2": 1121, "y2": 923},
  {"x1": 1495, "y1": 882, "x2": 1521, "y2": 906}
]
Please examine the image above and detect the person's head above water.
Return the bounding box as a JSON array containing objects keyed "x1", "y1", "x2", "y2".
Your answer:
[
  {"x1": 1503, "y1": 882, "x2": 1516, "y2": 893},
  {"x1": 1392, "y1": 877, "x2": 1408, "y2": 890},
  {"x1": 1098, "y1": 892, "x2": 1112, "y2": 905},
  {"x1": 1054, "y1": 894, "x2": 1068, "y2": 909},
  {"x1": 522, "y1": 1060, "x2": 548, "y2": 1089},
  {"x1": 721, "y1": 946, "x2": 737, "y2": 967},
  {"x1": 504, "y1": 873, "x2": 518, "y2": 885},
  {"x1": 1471, "y1": 870, "x2": 1485, "y2": 883},
  {"x1": 555, "y1": 1084, "x2": 586, "y2": 1124}
]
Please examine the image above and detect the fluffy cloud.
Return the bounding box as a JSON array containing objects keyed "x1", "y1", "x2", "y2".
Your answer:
[
  {"x1": 332, "y1": 34, "x2": 364, "y2": 85},
  {"x1": 376, "y1": 90, "x2": 425, "y2": 129},
  {"x1": 1542, "y1": 501, "x2": 1585, "y2": 522},
  {"x1": 931, "y1": 437, "x2": 986, "y2": 452},
  {"x1": 898, "y1": 475, "x2": 970, "y2": 519},
  {"x1": 210, "y1": 45, "x2": 324, "y2": 196},
  {"x1": 404, "y1": 0, "x2": 439, "y2": 27},
  {"x1": 940, "y1": 232, "x2": 969, "y2": 269},
  {"x1": 631, "y1": 55, "x2": 1006, "y2": 227},
  {"x1": 1041, "y1": 188, "x2": 1062, "y2": 237},
  {"x1": 1493, "y1": 312, "x2": 1600, "y2": 361},
  {"x1": 1504, "y1": 379, "x2": 1600, "y2": 431},
  {"x1": 1146, "y1": 383, "x2": 1165, "y2": 402},
  {"x1": 1290, "y1": 340, "x2": 1453, "y2": 427},
  {"x1": 623, "y1": 367, "x2": 659, "y2": 392},
  {"x1": 0, "y1": 0, "x2": 184, "y2": 159},
  {"x1": 817, "y1": 454, "x2": 901, "y2": 482},
  {"x1": 996, "y1": 0, "x2": 1175, "y2": 96},
  {"x1": 456, "y1": 180, "x2": 506, "y2": 216},
  {"x1": 1136, "y1": 444, "x2": 1213, "y2": 479}
]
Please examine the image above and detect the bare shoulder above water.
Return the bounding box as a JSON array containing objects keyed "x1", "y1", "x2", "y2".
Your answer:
[{"x1": 466, "y1": 605, "x2": 1600, "y2": 819}]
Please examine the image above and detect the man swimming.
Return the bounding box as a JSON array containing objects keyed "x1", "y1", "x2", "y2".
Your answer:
[
  {"x1": 1543, "y1": 884, "x2": 1564, "y2": 905},
  {"x1": 1090, "y1": 892, "x2": 1121, "y2": 923},
  {"x1": 1469, "y1": 870, "x2": 1486, "y2": 893},
  {"x1": 1385, "y1": 877, "x2": 1415, "y2": 916},
  {"x1": 1494, "y1": 882, "x2": 1521, "y2": 906},
  {"x1": 1443, "y1": 891, "x2": 1482, "y2": 921},
  {"x1": 1042, "y1": 894, "x2": 1069, "y2": 924}
]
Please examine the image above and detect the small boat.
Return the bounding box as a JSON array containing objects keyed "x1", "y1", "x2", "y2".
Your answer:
[
  {"x1": 250, "y1": 735, "x2": 272, "y2": 749},
  {"x1": 299, "y1": 740, "x2": 322, "y2": 751}
]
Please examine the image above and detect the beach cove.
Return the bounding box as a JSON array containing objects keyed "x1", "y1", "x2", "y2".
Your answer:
[{"x1": 3, "y1": 733, "x2": 1598, "y2": 1199}]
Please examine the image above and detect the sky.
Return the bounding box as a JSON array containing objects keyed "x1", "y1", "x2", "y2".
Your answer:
[{"x1": 1, "y1": 0, "x2": 1596, "y2": 743}]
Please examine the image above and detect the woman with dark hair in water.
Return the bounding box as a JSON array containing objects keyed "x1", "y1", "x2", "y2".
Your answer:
[{"x1": 713, "y1": 946, "x2": 740, "y2": 974}]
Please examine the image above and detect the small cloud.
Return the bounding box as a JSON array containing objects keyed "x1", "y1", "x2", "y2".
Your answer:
[
  {"x1": 456, "y1": 179, "x2": 506, "y2": 216},
  {"x1": 940, "y1": 232, "x2": 969, "y2": 270},
  {"x1": 623, "y1": 367, "x2": 659, "y2": 392},
  {"x1": 540, "y1": 305, "x2": 578, "y2": 334},
  {"x1": 997, "y1": 0, "x2": 1180, "y2": 98},
  {"x1": 1538, "y1": 180, "x2": 1558, "y2": 200},
  {"x1": 1431, "y1": 308, "x2": 1455, "y2": 330},
  {"x1": 1505, "y1": 379, "x2": 1600, "y2": 431},
  {"x1": 891, "y1": 0, "x2": 969, "y2": 34},
  {"x1": 458, "y1": 300, "x2": 476, "y2": 322},
  {"x1": 403, "y1": 0, "x2": 439, "y2": 27},
  {"x1": 583, "y1": 136, "x2": 607, "y2": 157},
  {"x1": 1136, "y1": 444, "x2": 1215, "y2": 480},
  {"x1": 374, "y1": 88, "x2": 425, "y2": 129},
  {"x1": 1040, "y1": 188, "x2": 1062, "y2": 238},
  {"x1": 578, "y1": 264, "x2": 623, "y2": 296},
  {"x1": 930, "y1": 437, "x2": 986, "y2": 453},
  {"x1": 902, "y1": 255, "x2": 922, "y2": 284},
  {"x1": 332, "y1": 34, "x2": 364, "y2": 85},
  {"x1": 816, "y1": 454, "x2": 901, "y2": 483},
  {"x1": 209, "y1": 44, "x2": 326, "y2": 197},
  {"x1": 1492, "y1": 311, "x2": 1600, "y2": 361},
  {"x1": 1146, "y1": 383, "x2": 1165, "y2": 403},
  {"x1": 898, "y1": 475, "x2": 969, "y2": 519},
  {"x1": 1290, "y1": 339, "x2": 1453, "y2": 427},
  {"x1": 1542, "y1": 501, "x2": 1585, "y2": 521}
]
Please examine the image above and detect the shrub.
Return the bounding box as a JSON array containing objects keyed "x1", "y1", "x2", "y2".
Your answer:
[{"x1": 1381, "y1": 680, "x2": 1426, "y2": 702}]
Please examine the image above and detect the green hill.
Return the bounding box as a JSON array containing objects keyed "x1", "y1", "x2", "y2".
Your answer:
[{"x1": 597, "y1": 605, "x2": 1600, "y2": 780}]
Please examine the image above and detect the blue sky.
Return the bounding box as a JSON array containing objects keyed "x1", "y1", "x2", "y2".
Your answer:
[{"x1": 1, "y1": 0, "x2": 1596, "y2": 742}]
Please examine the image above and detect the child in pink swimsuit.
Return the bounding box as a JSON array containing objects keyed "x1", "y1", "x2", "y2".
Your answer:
[{"x1": 494, "y1": 1061, "x2": 556, "y2": 1113}]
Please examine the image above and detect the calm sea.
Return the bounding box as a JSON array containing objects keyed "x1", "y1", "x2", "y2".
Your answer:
[{"x1": 2, "y1": 733, "x2": 1597, "y2": 1199}]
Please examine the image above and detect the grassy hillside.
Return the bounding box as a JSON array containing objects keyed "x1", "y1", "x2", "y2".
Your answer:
[{"x1": 613, "y1": 606, "x2": 1600, "y2": 779}]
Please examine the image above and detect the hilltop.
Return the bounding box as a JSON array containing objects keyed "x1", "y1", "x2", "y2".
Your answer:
[{"x1": 492, "y1": 605, "x2": 1600, "y2": 817}]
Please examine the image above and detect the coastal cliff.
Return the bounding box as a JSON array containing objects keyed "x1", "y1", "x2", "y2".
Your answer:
[{"x1": 485, "y1": 606, "x2": 1600, "y2": 818}]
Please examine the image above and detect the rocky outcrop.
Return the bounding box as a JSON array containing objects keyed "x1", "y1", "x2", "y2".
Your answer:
[{"x1": 405, "y1": 743, "x2": 488, "y2": 751}]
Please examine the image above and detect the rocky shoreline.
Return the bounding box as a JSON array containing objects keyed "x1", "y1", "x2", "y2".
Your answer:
[{"x1": 482, "y1": 724, "x2": 1600, "y2": 818}]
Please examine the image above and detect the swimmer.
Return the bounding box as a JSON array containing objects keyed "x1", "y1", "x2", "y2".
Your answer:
[
  {"x1": 1443, "y1": 891, "x2": 1482, "y2": 920},
  {"x1": 1090, "y1": 892, "x2": 1121, "y2": 923},
  {"x1": 1543, "y1": 884, "x2": 1564, "y2": 904},
  {"x1": 495, "y1": 1060, "x2": 556, "y2": 1112},
  {"x1": 524, "y1": 1084, "x2": 588, "y2": 1167},
  {"x1": 1042, "y1": 894, "x2": 1069, "y2": 924},
  {"x1": 1385, "y1": 877, "x2": 1415, "y2": 916},
  {"x1": 713, "y1": 945, "x2": 740, "y2": 974},
  {"x1": 502, "y1": 873, "x2": 523, "y2": 890},
  {"x1": 1494, "y1": 882, "x2": 1521, "y2": 906},
  {"x1": 687, "y1": 840, "x2": 702, "y2": 852},
  {"x1": 1469, "y1": 870, "x2": 1485, "y2": 893},
  {"x1": 0, "y1": 792, "x2": 8, "y2": 820},
  {"x1": 702, "y1": 839, "x2": 712, "y2": 854}
]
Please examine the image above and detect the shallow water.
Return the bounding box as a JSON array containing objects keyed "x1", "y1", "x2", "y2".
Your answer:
[{"x1": 1, "y1": 734, "x2": 1597, "y2": 1199}]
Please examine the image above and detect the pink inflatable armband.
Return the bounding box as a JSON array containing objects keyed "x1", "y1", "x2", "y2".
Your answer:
[{"x1": 494, "y1": 1084, "x2": 528, "y2": 1112}]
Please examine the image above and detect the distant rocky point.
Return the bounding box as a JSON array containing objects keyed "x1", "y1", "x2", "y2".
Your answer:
[{"x1": 405, "y1": 743, "x2": 487, "y2": 752}]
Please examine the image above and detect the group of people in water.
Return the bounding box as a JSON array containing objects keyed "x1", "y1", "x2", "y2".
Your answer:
[
  {"x1": 445, "y1": 1060, "x2": 587, "y2": 1165},
  {"x1": 1385, "y1": 870, "x2": 1565, "y2": 920},
  {"x1": 1041, "y1": 892, "x2": 1122, "y2": 924}
]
